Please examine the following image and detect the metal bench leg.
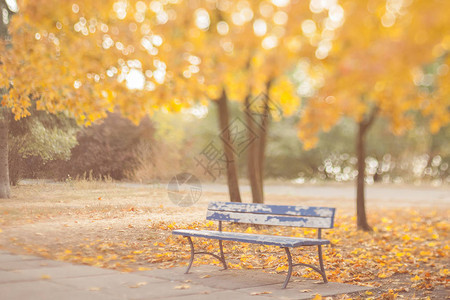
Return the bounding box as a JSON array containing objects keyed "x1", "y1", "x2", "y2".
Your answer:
[
  {"x1": 282, "y1": 246, "x2": 328, "y2": 288},
  {"x1": 282, "y1": 247, "x2": 293, "y2": 289},
  {"x1": 219, "y1": 240, "x2": 228, "y2": 270},
  {"x1": 184, "y1": 237, "x2": 228, "y2": 274},
  {"x1": 318, "y1": 245, "x2": 328, "y2": 283},
  {"x1": 185, "y1": 236, "x2": 195, "y2": 274}
]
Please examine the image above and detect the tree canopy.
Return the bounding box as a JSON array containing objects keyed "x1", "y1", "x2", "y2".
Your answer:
[{"x1": 298, "y1": 0, "x2": 450, "y2": 148}]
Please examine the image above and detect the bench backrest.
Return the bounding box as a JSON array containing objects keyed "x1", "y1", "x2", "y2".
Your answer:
[{"x1": 206, "y1": 202, "x2": 335, "y2": 229}]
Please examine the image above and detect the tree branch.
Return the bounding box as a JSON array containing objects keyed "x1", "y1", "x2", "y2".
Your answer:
[{"x1": 361, "y1": 106, "x2": 379, "y2": 131}]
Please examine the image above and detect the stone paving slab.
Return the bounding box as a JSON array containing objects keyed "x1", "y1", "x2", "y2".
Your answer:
[
  {"x1": 56, "y1": 276, "x2": 221, "y2": 300},
  {"x1": 0, "y1": 251, "x2": 373, "y2": 299},
  {"x1": 0, "y1": 258, "x2": 67, "y2": 271},
  {"x1": 0, "y1": 279, "x2": 122, "y2": 300},
  {"x1": 0, "y1": 269, "x2": 44, "y2": 283},
  {"x1": 236, "y1": 281, "x2": 370, "y2": 300},
  {"x1": 52, "y1": 272, "x2": 165, "y2": 290},
  {"x1": 139, "y1": 266, "x2": 373, "y2": 299},
  {"x1": 140, "y1": 264, "x2": 220, "y2": 280},
  {"x1": 161, "y1": 290, "x2": 273, "y2": 300},
  {"x1": 52, "y1": 273, "x2": 219, "y2": 300},
  {"x1": 0, "y1": 253, "x2": 46, "y2": 263},
  {"x1": 5, "y1": 264, "x2": 116, "y2": 281},
  {"x1": 138, "y1": 266, "x2": 285, "y2": 289}
]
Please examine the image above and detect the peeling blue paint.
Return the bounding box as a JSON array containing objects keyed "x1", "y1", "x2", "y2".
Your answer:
[
  {"x1": 206, "y1": 202, "x2": 335, "y2": 229},
  {"x1": 209, "y1": 202, "x2": 335, "y2": 218}
]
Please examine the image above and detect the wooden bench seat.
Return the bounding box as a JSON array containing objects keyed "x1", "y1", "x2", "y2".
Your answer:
[{"x1": 172, "y1": 201, "x2": 336, "y2": 289}]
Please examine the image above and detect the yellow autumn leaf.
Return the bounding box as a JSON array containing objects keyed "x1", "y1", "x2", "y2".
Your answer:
[
  {"x1": 129, "y1": 282, "x2": 148, "y2": 288},
  {"x1": 245, "y1": 227, "x2": 254, "y2": 234},
  {"x1": 174, "y1": 284, "x2": 190, "y2": 290},
  {"x1": 401, "y1": 234, "x2": 411, "y2": 241},
  {"x1": 276, "y1": 265, "x2": 288, "y2": 272},
  {"x1": 250, "y1": 291, "x2": 272, "y2": 295}
]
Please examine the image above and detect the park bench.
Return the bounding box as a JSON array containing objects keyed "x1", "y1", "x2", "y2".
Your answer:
[{"x1": 172, "y1": 201, "x2": 336, "y2": 288}]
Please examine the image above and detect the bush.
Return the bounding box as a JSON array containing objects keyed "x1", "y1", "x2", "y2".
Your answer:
[
  {"x1": 8, "y1": 107, "x2": 79, "y2": 185},
  {"x1": 66, "y1": 112, "x2": 155, "y2": 180}
]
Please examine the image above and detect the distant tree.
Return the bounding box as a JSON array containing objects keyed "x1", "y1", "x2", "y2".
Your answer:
[{"x1": 298, "y1": 0, "x2": 450, "y2": 230}]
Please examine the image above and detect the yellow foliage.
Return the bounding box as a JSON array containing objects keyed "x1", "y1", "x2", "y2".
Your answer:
[
  {"x1": 0, "y1": 0, "x2": 447, "y2": 139},
  {"x1": 297, "y1": 0, "x2": 450, "y2": 149},
  {"x1": 269, "y1": 76, "x2": 300, "y2": 117}
]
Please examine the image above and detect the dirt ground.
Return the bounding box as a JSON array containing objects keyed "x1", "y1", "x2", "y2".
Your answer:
[{"x1": 0, "y1": 181, "x2": 448, "y2": 299}]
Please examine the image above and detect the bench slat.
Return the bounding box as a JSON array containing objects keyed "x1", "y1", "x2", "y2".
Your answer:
[
  {"x1": 206, "y1": 210, "x2": 333, "y2": 229},
  {"x1": 208, "y1": 202, "x2": 335, "y2": 218},
  {"x1": 173, "y1": 229, "x2": 330, "y2": 247}
]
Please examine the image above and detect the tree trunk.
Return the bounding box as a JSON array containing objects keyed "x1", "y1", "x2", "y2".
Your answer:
[
  {"x1": 356, "y1": 121, "x2": 371, "y2": 231},
  {"x1": 355, "y1": 107, "x2": 378, "y2": 231},
  {"x1": 244, "y1": 80, "x2": 273, "y2": 204},
  {"x1": 215, "y1": 89, "x2": 242, "y2": 202},
  {"x1": 0, "y1": 110, "x2": 11, "y2": 198},
  {"x1": 257, "y1": 79, "x2": 273, "y2": 201},
  {"x1": 0, "y1": 0, "x2": 12, "y2": 198},
  {"x1": 244, "y1": 94, "x2": 263, "y2": 203}
]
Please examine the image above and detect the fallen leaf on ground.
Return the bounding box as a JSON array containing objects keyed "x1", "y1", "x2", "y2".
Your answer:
[
  {"x1": 300, "y1": 289, "x2": 312, "y2": 292},
  {"x1": 40, "y1": 274, "x2": 51, "y2": 280},
  {"x1": 174, "y1": 284, "x2": 190, "y2": 290},
  {"x1": 4, "y1": 203, "x2": 448, "y2": 300},
  {"x1": 250, "y1": 291, "x2": 272, "y2": 295},
  {"x1": 129, "y1": 282, "x2": 147, "y2": 288}
]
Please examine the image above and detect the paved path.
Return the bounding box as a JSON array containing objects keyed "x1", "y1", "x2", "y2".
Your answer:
[
  {"x1": 200, "y1": 183, "x2": 449, "y2": 207},
  {"x1": 117, "y1": 181, "x2": 449, "y2": 208},
  {"x1": 0, "y1": 251, "x2": 371, "y2": 300}
]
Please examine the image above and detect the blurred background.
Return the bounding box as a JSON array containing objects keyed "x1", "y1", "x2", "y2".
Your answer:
[
  {"x1": 1, "y1": 0, "x2": 449, "y2": 190},
  {"x1": 8, "y1": 103, "x2": 449, "y2": 186}
]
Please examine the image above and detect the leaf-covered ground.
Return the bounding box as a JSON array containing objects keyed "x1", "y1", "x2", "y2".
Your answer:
[{"x1": 0, "y1": 182, "x2": 448, "y2": 299}]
